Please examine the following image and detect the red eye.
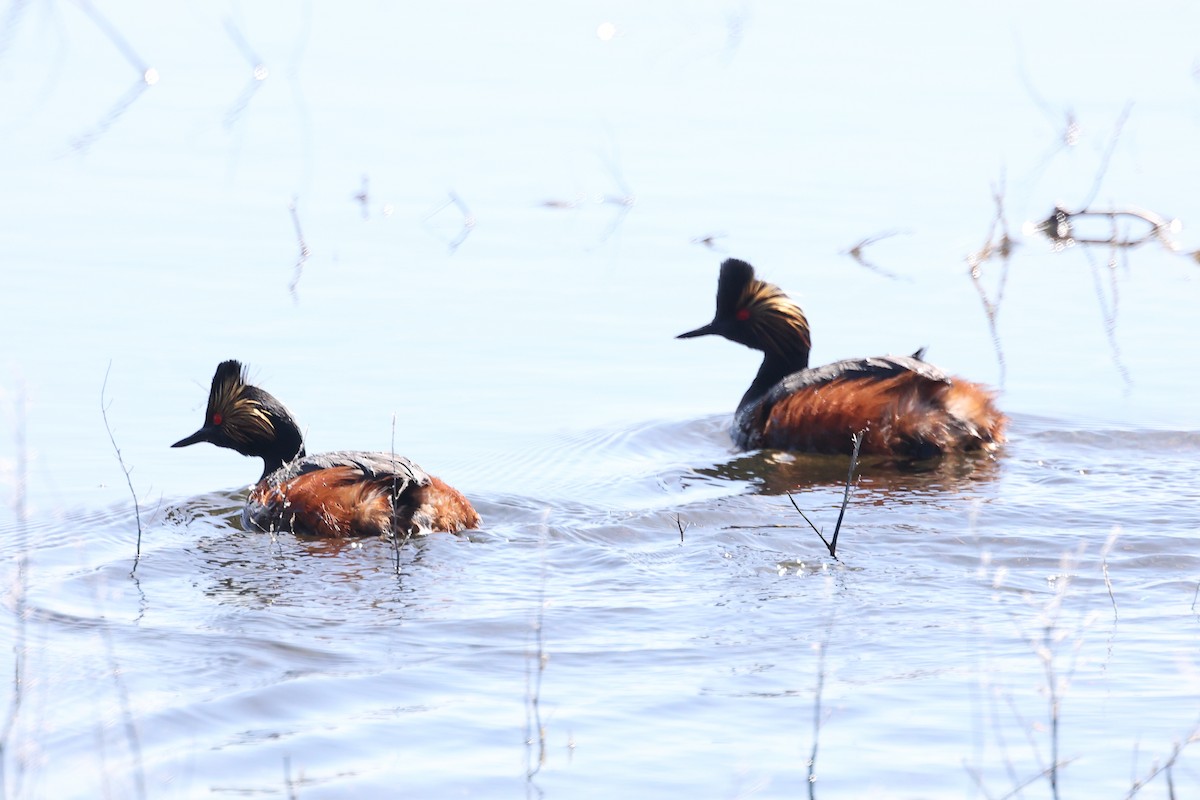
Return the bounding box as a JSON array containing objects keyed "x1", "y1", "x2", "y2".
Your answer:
[
  {"x1": 213, "y1": 413, "x2": 223, "y2": 425},
  {"x1": 735, "y1": 309, "x2": 751, "y2": 321}
]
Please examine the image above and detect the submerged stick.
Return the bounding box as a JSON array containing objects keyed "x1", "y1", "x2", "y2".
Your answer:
[{"x1": 101, "y1": 362, "x2": 143, "y2": 573}]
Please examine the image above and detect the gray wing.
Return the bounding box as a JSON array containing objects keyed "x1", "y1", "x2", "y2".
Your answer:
[
  {"x1": 265, "y1": 450, "x2": 432, "y2": 489},
  {"x1": 763, "y1": 354, "x2": 951, "y2": 406}
]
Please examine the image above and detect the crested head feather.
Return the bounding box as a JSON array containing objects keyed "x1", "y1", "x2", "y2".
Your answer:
[
  {"x1": 206, "y1": 360, "x2": 279, "y2": 447},
  {"x1": 716, "y1": 259, "x2": 811, "y2": 362},
  {"x1": 715, "y1": 259, "x2": 758, "y2": 317}
]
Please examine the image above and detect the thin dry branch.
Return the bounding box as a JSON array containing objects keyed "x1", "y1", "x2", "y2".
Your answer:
[
  {"x1": 842, "y1": 230, "x2": 910, "y2": 280},
  {"x1": 0, "y1": 385, "x2": 29, "y2": 799},
  {"x1": 590, "y1": 147, "x2": 636, "y2": 249},
  {"x1": 283, "y1": 755, "x2": 298, "y2": 800},
  {"x1": 425, "y1": 191, "x2": 476, "y2": 253},
  {"x1": 1035, "y1": 205, "x2": 1180, "y2": 252},
  {"x1": 825, "y1": 430, "x2": 864, "y2": 558},
  {"x1": 807, "y1": 639, "x2": 827, "y2": 799},
  {"x1": 1123, "y1": 725, "x2": 1200, "y2": 799},
  {"x1": 786, "y1": 429, "x2": 864, "y2": 560},
  {"x1": 390, "y1": 413, "x2": 402, "y2": 575},
  {"x1": 98, "y1": 618, "x2": 146, "y2": 800},
  {"x1": 1082, "y1": 245, "x2": 1133, "y2": 387},
  {"x1": 288, "y1": 197, "x2": 309, "y2": 303},
  {"x1": 690, "y1": 232, "x2": 727, "y2": 251},
  {"x1": 525, "y1": 511, "x2": 551, "y2": 793},
  {"x1": 222, "y1": 17, "x2": 269, "y2": 129},
  {"x1": 67, "y1": 0, "x2": 156, "y2": 153},
  {"x1": 1078, "y1": 102, "x2": 1133, "y2": 211},
  {"x1": 675, "y1": 513, "x2": 689, "y2": 544},
  {"x1": 101, "y1": 362, "x2": 143, "y2": 573},
  {"x1": 967, "y1": 175, "x2": 1014, "y2": 388},
  {"x1": 354, "y1": 175, "x2": 370, "y2": 220}
]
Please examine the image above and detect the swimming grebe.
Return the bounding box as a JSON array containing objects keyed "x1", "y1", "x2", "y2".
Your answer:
[
  {"x1": 677, "y1": 259, "x2": 1006, "y2": 457},
  {"x1": 172, "y1": 360, "x2": 480, "y2": 537}
]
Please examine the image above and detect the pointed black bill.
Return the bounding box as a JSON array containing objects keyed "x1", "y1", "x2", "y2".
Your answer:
[
  {"x1": 172, "y1": 427, "x2": 213, "y2": 448},
  {"x1": 677, "y1": 321, "x2": 719, "y2": 339}
]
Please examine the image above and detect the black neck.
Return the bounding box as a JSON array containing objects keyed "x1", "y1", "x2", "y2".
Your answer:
[
  {"x1": 739, "y1": 350, "x2": 808, "y2": 412},
  {"x1": 256, "y1": 415, "x2": 305, "y2": 480},
  {"x1": 259, "y1": 444, "x2": 305, "y2": 481}
]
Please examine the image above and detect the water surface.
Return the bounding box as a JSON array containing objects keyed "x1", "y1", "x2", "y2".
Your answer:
[{"x1": 2, "y1": 2, "x2": 1200, "y2": 797}]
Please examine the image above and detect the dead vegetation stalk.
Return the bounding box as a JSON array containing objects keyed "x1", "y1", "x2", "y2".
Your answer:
[
  {"x1": 288, "y1": 197, "x2": 309, "y2": 303},
  {"x1": 0, "y1": 386, "x2": 29, "y2": 800},
  {"x1": 101, "y1": 362, "x2": 143, "y2": 573},
  {"x1": 788, "y1": 429, "x2": 864, "y2": 560}
]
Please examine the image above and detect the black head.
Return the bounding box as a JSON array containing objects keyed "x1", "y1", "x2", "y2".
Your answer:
[
  {"x1": 172, "y1": 360, "x2": 306, "y2": 477},
  {"x1": 677, "y1": 259, "x2": 812, "y2": 368}
]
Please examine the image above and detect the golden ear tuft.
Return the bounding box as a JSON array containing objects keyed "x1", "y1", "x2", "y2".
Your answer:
[{"x1": 204, "y1": 360, "x2": 276, "y2": 445}]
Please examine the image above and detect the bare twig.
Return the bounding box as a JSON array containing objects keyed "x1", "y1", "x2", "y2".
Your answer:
[
  {"x1": 785, "y1": 493, "x2": 822, "y2": 539},
  {"x1": 222, "y1": 17, "x2": 269, "y2": 129},
  {"x1": 675, "y1": 514, "x2": 689, "y2": 544},
  {"x1": 354, "y1": 175, "x2": 370, "y2": 220},
  {"x1": 284, "y1": 755, "x2": 298, "y2": 800},
  {"x1": 1123, "y1": 725, "x2": 1200, "y2": 799},
  {"x1": 1014, "y1": 34, "x2": 1080, "y2": 154},
  {"x1": 525, "y1": 511, "x2": 550, "y2": 796},
  {"x1": 1036, "y1": 204, "x2": 1178, "y2": 251},
  {"x1": 98, "y1": 618, "x2": 146, "y2": 800},
  {"x1": 101, "y1": 362, "x2": 144, "y2": 573},
  {"x1": 1078, "y1": 102, "x2": 1133, "y2": 211},
  {"x1": 842, "y1": 230, "x2": 910, "y2": 280},
  {"x1": 825, "y1": 430, "x2": 864, "y2": 559},
  {"x1": 1082, "y1": 246, "x2": 1133, "y2": 388},
  {"x1": 785, "y1": 430, "x2": 863, "y2": 560},
  {"x1": 994, "y1": 758, "x2": 1080, "y2": 800},
  {"x1": 72, "y1": 0, "x2": 149, "y2": 74},
  {"x1": 1101, "y1": 528, "x2": 1119, "y2": 622},
  {"x1": 0, "y1": 385, "x2": 29, "y2": 798},
  {"x1": 590, "y1": 145, "x2": 636, "y2": 249},
  {"x1": 807, "y1": 638, "x2": 828, "y2": 799},
  {"x1": 967, "y1": 175, "x2": 1014, "y2": 387},
  {"x1": 425, "y1": 191, "x2": 476, "y2": 253},
  {"x1": 288, "y1": 197, "x2": 309, "y2": 303},
  {"x1": 1030, "y1": 105, "x2": 1195, "y2": 262},
  {"x1": 390, "y1": 413, "x2": 401, "y2": 575},
  {"x1": 1040, "y1": 626, "x2": 1063, "y2": 800},
  {"x1": 691, "y1": 232, "x2": 726, "y2": 251},
  {"x1": 67, "y1": 0, "x2": 156, "y2": 153}
]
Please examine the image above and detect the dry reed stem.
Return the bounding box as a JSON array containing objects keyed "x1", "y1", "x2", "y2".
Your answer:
[
  {"x1": 0, "y1": 385, "x2": 29, "y2": 800},
  {"x1": 842, "y1": 230, "x2": 910, "y2": 280},
  {"x1": 524, "y1": 510, "x2": 550, "y2": 796},
  {"x1": 425, "y1": 191, "x2": 476, "y2": 253},
  {"x1": 67, "y1": 0, "x2": 155, "y2": 153},
  {"x1": 288, "y1": 197, "x2": 309, "y2": 303},
  {"x1": 100, "y1": 362, "x2": 143, "y2": 573}
]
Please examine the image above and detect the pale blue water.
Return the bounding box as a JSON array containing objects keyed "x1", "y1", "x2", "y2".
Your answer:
[{"x1": 2, "y1": 2, "x2": 1200, "y2": 798}]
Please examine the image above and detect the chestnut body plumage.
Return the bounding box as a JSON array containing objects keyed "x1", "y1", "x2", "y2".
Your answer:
[
  {"x1": 678, "y1": 259, "x2": 1006, "y2": 457},
  {"x1": 173, "y1": 361, "x2": 480, "y2": 537}
]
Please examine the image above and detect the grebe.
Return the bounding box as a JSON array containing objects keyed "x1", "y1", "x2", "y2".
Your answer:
[
  {"x1": 172, "y1": 360, "x2": 480, "y2": 537},
  {"x1": 677, "y1": 259, "x2": 1006, "y2": 457}
]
